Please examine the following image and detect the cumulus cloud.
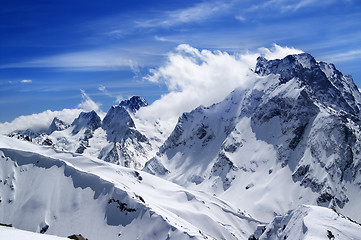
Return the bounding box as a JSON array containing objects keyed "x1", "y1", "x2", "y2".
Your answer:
[
  {"x1": 0, "y1": 90, "x2": 103, "y2": 135},
  {"x1": 258, "y1": 44, "x2": 303, "y2": 60},
  {"x1": 138, "y1": 44, "x2": 303, "y2": 124}
]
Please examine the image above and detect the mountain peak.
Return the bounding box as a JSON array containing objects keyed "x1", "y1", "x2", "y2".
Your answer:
[
  {"x1": 119, "y1": 96, "x2": 148, "y2": 113},
  {"x1": 255, "y1": 52, "x2": 361, "y2": 115},
  {"x1": 71, "y1": 110, "x2": 101, "y2": 135},
  {"x1": 102, "y1": 105, "x2": 136, "y2": 142},
  {"x1": 255, "y1": 53, "x2": 317, "y2": 82},
  {"x1": 46, "y1": 117, "x2": 69, "y2": 135}
]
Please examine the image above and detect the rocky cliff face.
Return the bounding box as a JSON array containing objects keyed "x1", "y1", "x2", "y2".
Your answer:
[
  {"x1": 99, "y1": 104, "x2": 152, "y2": 169},
  {"x1": 118, "y1": 96, "x2": 148, "y2": 113},
  {"x1": 46, "y1": 117, "x2": 70, "y2": 135}
]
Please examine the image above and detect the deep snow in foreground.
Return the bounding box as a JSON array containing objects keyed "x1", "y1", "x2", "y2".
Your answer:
[
  {"x1": 0, "y1": 225, "x2": 69, "y2": 240},
  {"x1": 0, "y1": 136, "x2": 258, "y2": 240}
]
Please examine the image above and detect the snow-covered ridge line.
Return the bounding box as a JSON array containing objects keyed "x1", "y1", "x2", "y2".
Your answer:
[
  {"x1": 0, "y1": 147, "x2": 117, "y2": 199},
  {"x1": 0, "y1": 136, "x2": 259, "y2": 239},
  {"x1": 253, "y1": 205, "x2": 361, "y2": 240}
]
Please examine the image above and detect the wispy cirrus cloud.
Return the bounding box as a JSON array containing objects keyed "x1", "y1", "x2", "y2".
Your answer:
[
  {"x1": 135, "y1": 1, "x2": 230, "y2": 28},
  {"x1": 98, "y1": 84, "x2": 123, "y2": 103},
  {"x1": 235, "y1": 15, "x2": 246, "y2": 22},
  {"x1": 0, "y1": 50, "x2": 138, "y2": 71},
  {"x1": 246, "y1": 0, "x2": 339, "y2": 13},
  {"x1": 8, "y1": 79, "x2": 33, "y2": 84},
  {"x1": 20, "y1": 79, "x2": 32, "y2": 83},
  {"x1": 321, "y1": 49, "x2": 361, "y2": 63},
  {"x1": 78, "y1": 89, "x2": 102, "y2": 112}
]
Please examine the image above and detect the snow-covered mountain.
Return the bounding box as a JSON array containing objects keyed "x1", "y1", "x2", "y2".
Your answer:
[
  {"x1": 144, "y1": 53, "x2": 361, "y2": 223},
  {"x1": 2, "y1": 52, "x2": 361, "y2": 239},
  {"x1": 8, "y1": 97, "x2": 154, "y2": 170},
  {"x1": 0, "y1": 135, "x2": 259, "y2": 240}
]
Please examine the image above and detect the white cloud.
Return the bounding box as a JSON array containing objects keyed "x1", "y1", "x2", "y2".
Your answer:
[
  {"x1": 235, "y1": 15, "x2": 246, "y2": 21},
  {"x1": 98, "y1": 85, "x2": 106, "y2": 92},
  {"x1": 247, "y1": 0, "x2": 334, "y2": 13},
  {"x1": 139, "y1": 44, "x2": 303, "y2": 124},
  {"x1": 258, "y1": 44, "x2": 303, "y2": 60},
  {"x1": 0, "y1": 90, "x2": 104, "y2": 135},
  {"x1": 321, "y1": 49, "x2": 361, "y2": 63},
  {"x1": 0, "y1": 50, "x2": 138, "y2": 71},
  {"x1": 154, "y1": 35, "x2": 180, "y2": 43},
  {"x1": 21, "y1": 79, "x2": 32, "y2": 83},
  {"x1": 0, "y1": 109, "x2": 82, "y2": 135},
  {"x1": 136, "y1": 1, "x2": 229, "y2": 28},
  {"x1": 78, "y1": 90, "x2": 102, "y2": 112},
  {"x1": 98, "y1": 84, "x2": 123, "y2": 104}
]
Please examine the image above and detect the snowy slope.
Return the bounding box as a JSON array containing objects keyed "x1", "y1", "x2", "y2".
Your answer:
[
  {"x1": 0, "y1": 226, "x2": 69, "y2": 240},
  {"x1": 252, "y1": 205, "x2": 361, "y2": 240},
  {"x1": 0, "y1": 135, "x2": 259, "y2": 240},
  {"x1": 144, "y1": 53, "x2": 361, "y2": 223}
]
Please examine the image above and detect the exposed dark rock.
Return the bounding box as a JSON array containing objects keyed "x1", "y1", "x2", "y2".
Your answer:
[
  {"x1": 40, "y1": 224, "x2": 49, "y2": 234},
  {"x1": 47, "y1": 117, "x2": 69, "y2": 135},
  {"x1": 42, "y1": 138, "x2": 53, "y2": 146},
  {"x1": 71, "y1": 111, "x2": 101, "y2": 135},
  {"x1": 108, "y1": 198, "x2": 136, "y2": 213},
  {"x1": 68, "y1": 234, "x2": 88, "y2": 240},
  {"x1": 119, "y1": 96, "x2": 148, "y2": 113}
]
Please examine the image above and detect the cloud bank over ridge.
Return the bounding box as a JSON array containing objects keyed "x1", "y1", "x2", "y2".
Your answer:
[
  {"x1": 0, "y1": 90, "x2": 103, "y2": 135},
  {"x1": 138, "y1": 44, "x2": 303, "y2": 122}
]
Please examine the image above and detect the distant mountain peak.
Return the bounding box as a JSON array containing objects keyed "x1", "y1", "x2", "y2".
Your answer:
[
  {"x1": 119, "y1": 96, "x2": 148, "y2": 113},
  {"x1": 47, "y1": 117, "x2": 69, "y2": 135},
  {"x1": 71, "y1": 110, "x2": 101, "y2": 135}
]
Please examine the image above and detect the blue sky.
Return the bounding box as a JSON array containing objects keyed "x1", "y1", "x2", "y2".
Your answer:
[{"x1": 1, "y1": 0, "x2": 361, "y2": 123}]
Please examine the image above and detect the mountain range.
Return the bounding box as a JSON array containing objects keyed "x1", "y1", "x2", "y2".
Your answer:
[{"x1": 2, "y1": 53, "x2": 361, "y2": 239}]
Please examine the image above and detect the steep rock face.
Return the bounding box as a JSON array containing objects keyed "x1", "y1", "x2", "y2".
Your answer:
[
  {"x1": 119, "y1": 96, "x2": 148, "y2": 113},
  {"x1": 46, "y1": 117, "x2": 70, "y2": 135},
  {"x1": 100, "y1": 105, "x2": 152, "y2": 169},
  {"x1": 70, "y1": 111, "x2": 102, "y2": 154},
  {"x1": 71, "y1": 111, "x2": 101, "y2": 135},
  {"x1": 255, "y1": 53, "x2": 361, "y2": 115},
  {"x1": 144, "y1": 53, "x2": 361, "y2": 222}
]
